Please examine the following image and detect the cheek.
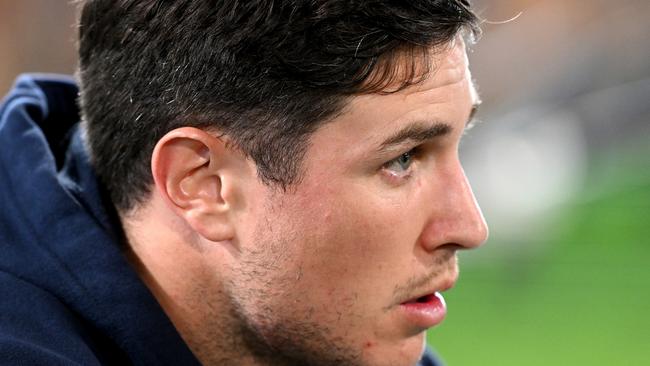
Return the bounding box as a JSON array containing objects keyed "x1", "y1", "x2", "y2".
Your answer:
[{"x1": 288, "y1": 190, "x2": 418, "y2": 299}]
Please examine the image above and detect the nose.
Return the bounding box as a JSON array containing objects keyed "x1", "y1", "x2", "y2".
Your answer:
[{"x1": 419, "y1": 161, "x2": 489, "y2": 252}]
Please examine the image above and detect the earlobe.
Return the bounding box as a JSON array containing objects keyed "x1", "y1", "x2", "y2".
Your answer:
[{"x1": 151, "y1": 127, "x2": 237, "y2": 242}]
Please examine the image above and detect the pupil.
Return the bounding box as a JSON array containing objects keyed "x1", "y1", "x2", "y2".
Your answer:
[{"x1": 399, "y1": 153, "x2": 411, "y2": 166}]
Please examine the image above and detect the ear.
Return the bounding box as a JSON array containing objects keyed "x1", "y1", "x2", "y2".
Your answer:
[{"x1": 151, "y1": 127, "x2": 243, "y2": 242}]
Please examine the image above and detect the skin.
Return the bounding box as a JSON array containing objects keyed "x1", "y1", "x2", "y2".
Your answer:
[{"x1": 123, "y1": 37, "x2": 488, "y2": 366}]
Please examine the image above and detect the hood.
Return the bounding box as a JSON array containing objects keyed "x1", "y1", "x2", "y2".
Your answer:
[{"x1": 0, "y1": 74, "x2": 198, "y2": 365}]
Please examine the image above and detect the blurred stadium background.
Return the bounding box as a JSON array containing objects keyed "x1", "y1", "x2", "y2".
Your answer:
[{"x1": 1, "y1": 1, "x2": 648, "y2": 365}]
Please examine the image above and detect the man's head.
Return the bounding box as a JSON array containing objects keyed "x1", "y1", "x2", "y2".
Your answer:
[{"x1": 77, "y1": 1, "x2": 488, "y2": 365}]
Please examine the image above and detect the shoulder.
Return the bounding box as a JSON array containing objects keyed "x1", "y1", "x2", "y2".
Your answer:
[{"x1": 0, "y1": 270, "x2": 127, "y2": 365}]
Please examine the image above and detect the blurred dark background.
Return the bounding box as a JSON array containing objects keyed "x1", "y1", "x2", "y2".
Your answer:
[{"x1": 1, "y1": 1, "x2": 648, "y2": 364}]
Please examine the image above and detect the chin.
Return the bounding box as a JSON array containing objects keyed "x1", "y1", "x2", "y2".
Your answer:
[{"x1": 362, "y1": 332, "x2": 427, "y2": 366}]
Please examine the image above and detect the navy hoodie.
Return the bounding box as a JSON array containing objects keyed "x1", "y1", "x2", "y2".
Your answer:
[
  {"x1": 0, "y1": 74, "x2": 443, "y2": 366},
  {"x1": 0, "y1": 74, "x2": 201, "y2": 365}
]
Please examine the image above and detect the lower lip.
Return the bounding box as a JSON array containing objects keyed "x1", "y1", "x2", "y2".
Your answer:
[{"x1": 399, "y1": 292, "x2": 447, "y2": 329}]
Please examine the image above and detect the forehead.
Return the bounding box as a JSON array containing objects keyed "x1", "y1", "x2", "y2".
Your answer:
[{"x1": 318, "y1": 39, "x2": 475, "y2": 144}]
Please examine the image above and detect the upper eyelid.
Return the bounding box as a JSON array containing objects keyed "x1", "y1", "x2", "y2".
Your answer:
[{"x1": 383, "y1": 139, "x2": 429, "y2": 158}]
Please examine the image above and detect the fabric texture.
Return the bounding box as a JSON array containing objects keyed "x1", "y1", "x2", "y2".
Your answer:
[{"x1": 0, "y1": 74, "x2": 443, "y2": 366}]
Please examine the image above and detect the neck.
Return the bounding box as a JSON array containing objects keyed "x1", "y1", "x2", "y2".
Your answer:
[{"x1": 120, "y1": 196, "x2": 256, "y2": 365}]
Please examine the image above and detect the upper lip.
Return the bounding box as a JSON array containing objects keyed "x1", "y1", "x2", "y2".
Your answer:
[{"x1": 399, "y1": 275, "x2": 458, "y2": 304}]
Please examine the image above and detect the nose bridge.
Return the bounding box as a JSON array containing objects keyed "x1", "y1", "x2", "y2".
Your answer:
[
  {"x1": 447, "y1": 162, "x2": 488, "y2": 248},
  {"x1": 451, "y1": 165, "x2": 488, "y2": 248},
  {"x1": 421, "y1": 160, "x2": 488, "y2": 251}
]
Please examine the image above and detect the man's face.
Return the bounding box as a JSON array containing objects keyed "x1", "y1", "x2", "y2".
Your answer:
[{"x1": 223, "y1": 39, "x2": 488, "y2": 366}]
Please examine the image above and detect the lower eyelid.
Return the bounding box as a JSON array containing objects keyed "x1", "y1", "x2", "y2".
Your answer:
[{"x1": 380, "y1": 164, "x2": 414, "y2": 184}]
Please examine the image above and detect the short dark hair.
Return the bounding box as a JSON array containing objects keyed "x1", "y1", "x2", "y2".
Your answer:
[{"x1": 78, "y1": 0, "x2": 480, "y2": 212}]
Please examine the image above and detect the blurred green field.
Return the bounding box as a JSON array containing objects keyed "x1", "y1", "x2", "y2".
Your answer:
[{"x1": 428, "y1": 143, "x2": 650, "y2": 365}]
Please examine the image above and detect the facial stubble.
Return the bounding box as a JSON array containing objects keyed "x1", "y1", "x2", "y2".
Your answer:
[{"x1": 219, "y1": 215, "x2": 365, "y2": 366}]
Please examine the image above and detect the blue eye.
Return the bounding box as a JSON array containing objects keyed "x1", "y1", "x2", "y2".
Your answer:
[{"x1": 385, "y1": 150, "x2": 414, "y2": 173}]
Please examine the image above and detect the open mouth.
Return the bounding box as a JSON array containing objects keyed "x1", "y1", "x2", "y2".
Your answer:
[
  {"x1": 401, "y1": 293, "x2": 438, "y2": 305},
  {"x1": 399, "y1": 292, "x2": 447, "y2": 328},
  {"x1": 414, "y1": 294, "x2": 436, "y2": 303}
]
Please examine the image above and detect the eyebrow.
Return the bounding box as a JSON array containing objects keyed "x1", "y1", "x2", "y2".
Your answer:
[{"x1": 377, "y1": 102, "x2": 481, "y2": 152}]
